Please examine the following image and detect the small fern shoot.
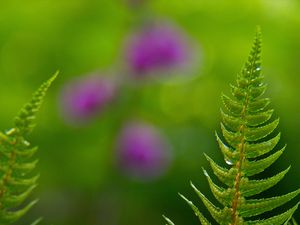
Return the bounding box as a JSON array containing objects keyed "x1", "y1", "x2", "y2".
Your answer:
[
  {"x1": 0, "y1": 72, "x2": 57, "y2": 224},
  {"x1": 164, "y1": 29, "x2": 300, "y2": 224}
]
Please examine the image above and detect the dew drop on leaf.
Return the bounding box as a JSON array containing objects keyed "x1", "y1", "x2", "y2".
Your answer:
[
  {"x1": 203, "y1": 170, "x2": 209, "y2": 177},
  {"x1": 225, "y1": 158, "x2": 233, "y2": 165}
]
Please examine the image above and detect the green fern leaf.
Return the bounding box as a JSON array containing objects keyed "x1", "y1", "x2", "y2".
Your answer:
[
  {"x1": 287, "y1": 218, "x2": 298, "y2": 225},
  {"x1": 0, "y1": 73, "x2": 57, "y2": 224},
  {"x1": 164, "y1": 29, "x2": 300, "y2": 224},
  {"x1": 14, "y1": 72, "x2": 58, "y2": 136},
  {"x1": 163, "y1": 215, "x2": 176, "y2": 225},
  {"x1": 179, "y1": 193, "x2": 212, "y2": 225},
  {"x1": 30, "y1": 217, "x2": 43, "y2": 225}
]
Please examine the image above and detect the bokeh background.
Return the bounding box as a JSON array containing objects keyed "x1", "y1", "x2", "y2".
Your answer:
[{"x1": 1, "y1": 0, "x2": 300, "y2": 224}]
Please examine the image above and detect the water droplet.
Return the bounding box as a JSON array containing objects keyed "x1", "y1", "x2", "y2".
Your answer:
[
  {"x1": 256, "y1": 67, "x2": 261, "y2": 71},
  {"x1": 5, "y1": 128, "x2": 16, "y2": 136},
  {"x1": 203, "y1": 170, "x2": 209, "y2": 177},
  {"x1": 225, "y1": 158, "x2": 233, "y2": 165}
]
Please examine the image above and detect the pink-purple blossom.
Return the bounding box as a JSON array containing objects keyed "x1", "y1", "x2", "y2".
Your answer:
[
  {"x1": 116, "y1": 121, "x2": 172, "y2": 180},
  {"x1": 59, "y1": 74, "x2": 117, "y2": 125},
  {"x1": 125, "y1": 21, "x2": 193, "y2": 78}
]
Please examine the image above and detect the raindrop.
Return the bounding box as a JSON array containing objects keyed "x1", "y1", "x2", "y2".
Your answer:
[
  {"x1": 225, "y1": 158, "x2": 233, "y2": 165},
  {"x1": 203, "y1": 170, "x2": 209, "y2": 177},
  {"x1": 256, "y1": 67, "x2": 261, "y2": 71}
]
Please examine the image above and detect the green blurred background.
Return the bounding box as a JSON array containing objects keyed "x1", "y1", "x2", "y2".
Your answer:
[{"x1": 1, "y1": 0, "x2": 300, "y2": 224}]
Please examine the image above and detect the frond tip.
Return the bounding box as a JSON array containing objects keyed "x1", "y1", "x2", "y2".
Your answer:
[
  {"x1": 163, "y1": 215, "x2": 175, "y2": 225},
  {"x1": 179, "y1": 192, "x2": 212, "y2": 225},
  {"x1": 14, "y1": 71, "x2": 58, "y2": 136},
  {"x1": 165, "y1": 28, "x2": 300, "y2": 224},
  {"x1": 0, "y1": 72, "x2": 57, "y2": 224}
]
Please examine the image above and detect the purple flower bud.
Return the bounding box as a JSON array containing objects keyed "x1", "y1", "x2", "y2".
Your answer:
[
  {"x1": 59, "y1": 74, "x2": 118, "y2": 125},
  {"x1": 125, "y1": 21, "x2": 193, "y2": 78},
  {"x1": 116, "y1": 121, "x2": 172, "y2": 180}
]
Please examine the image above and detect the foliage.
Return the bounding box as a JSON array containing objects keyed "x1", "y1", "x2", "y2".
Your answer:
[
  {"x1": 0, "y1": 73, "x2": 57, "y2": 224},
  {"x1": 164, "y1": 29, "x2": 300, "y2": 224},
  {"x1": 288, "y1": 218, "x2": 298, "y2": 225}
]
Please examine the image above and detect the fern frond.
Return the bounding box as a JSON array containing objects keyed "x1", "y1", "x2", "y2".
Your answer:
[
  {"x1": 0, "y1": 73, "x2": 57, "y2": 224},
  {"x1": 164, "y1": 29, "x2": 300, "y2": 224}
]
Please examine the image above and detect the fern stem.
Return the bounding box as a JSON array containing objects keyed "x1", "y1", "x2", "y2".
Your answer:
[
  {"x1": 231, "y1": 35, "x2": 260, "y2": 224},
  {"x1": 231, "y1": 98, "x2": 249, "y2": 225},
  {"x1": 0, "y1": 135, "x2": 18, "y2": 209}
]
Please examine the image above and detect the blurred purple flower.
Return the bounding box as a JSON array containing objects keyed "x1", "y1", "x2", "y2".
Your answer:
[
  {"x1": 125, "y1": 21, "x2": 193, "y2": 78},
  {"x1": 116, "y1": 121, "x2": 172, "y2": 180},
  {"x1": 59, "y1": 74, "x2": 118, "y2": 125}
]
